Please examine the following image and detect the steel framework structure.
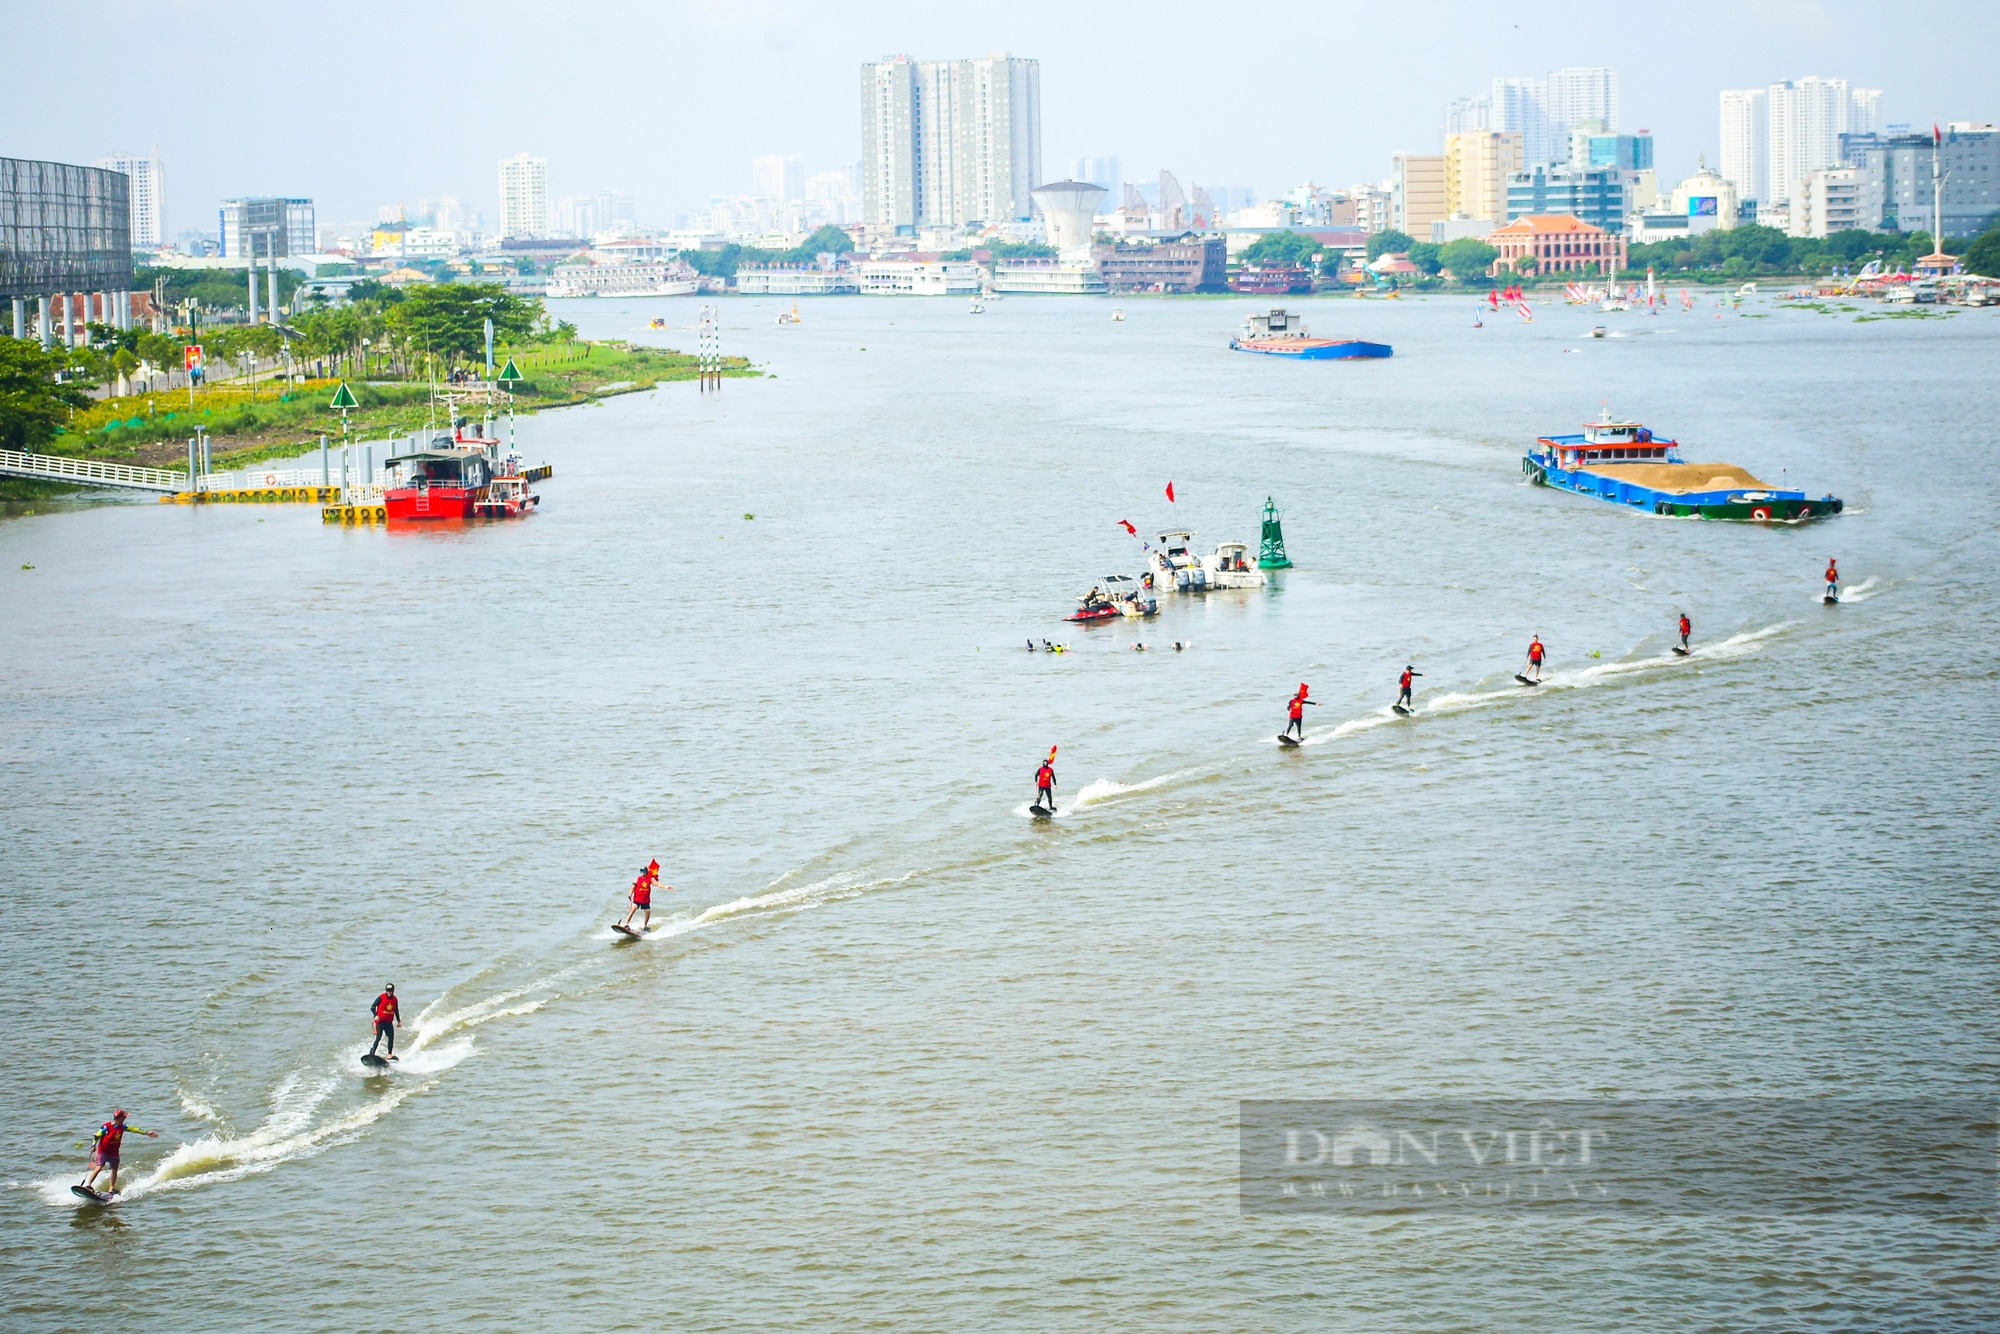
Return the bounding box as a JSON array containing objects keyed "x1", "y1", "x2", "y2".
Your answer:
[{"x1": 0, "y1": 157, "x2": 133, "y2": 301}]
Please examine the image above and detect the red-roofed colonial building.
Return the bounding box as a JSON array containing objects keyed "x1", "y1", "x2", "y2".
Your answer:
[{"x1": 1488, "y1": 214, "x2": 1625, "y2": 277}]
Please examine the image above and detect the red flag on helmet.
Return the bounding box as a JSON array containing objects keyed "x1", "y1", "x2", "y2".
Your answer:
[
  {"x1": 1165, "y1": 481, "x2": 1176, "y2": 503},
  {"x1": 1117, "y1": 519, "x2": 1136, "y2": 535}
]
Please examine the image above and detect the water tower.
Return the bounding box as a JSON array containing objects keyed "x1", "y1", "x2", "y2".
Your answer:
[{"x1": 1031, "y1": 181, "x2": 1108, "y2": 263}]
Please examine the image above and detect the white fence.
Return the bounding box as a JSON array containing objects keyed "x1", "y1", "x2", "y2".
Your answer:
[{"x1": 0, "y1": 448, "x2": 184, "y2": 493}]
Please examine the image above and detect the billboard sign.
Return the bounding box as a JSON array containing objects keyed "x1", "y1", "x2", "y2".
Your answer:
[
  {"x1": 1688, "y1": 196, "x2": 1719, "y2": 218},
  {"x1": 184, "y1": 344, "x2": 203, "y2": 372}
]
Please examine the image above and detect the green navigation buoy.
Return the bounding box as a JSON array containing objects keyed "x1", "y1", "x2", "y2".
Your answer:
[
  {"x1": 328, "y1": 381, "x2": 359, "y2": 409},
  {"x1": 1258, "y1": 497, "x2": 1293, "y2": 570},
  {"x1": 497, "y1": 357, "x2": 524, "y2": 385}
]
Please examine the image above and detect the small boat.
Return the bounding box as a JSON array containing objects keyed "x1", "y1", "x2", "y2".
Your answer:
[
  {"x1": 1111, "y1": 309, "x2": 1126, "y2": 322},
  {"x1": 1599, "y1": 298, "x2": 1629, "y2": 312},
  {"x1": 1230, "y1": 308, "x2": 1390, "y2": 360},
  {"x1": 1146, "y1": 531, "x2": 1267, "y2": 592},
  {"x1": 1590, "y1": 326, "x2": 1607, "y2": 338},
  {"x1": 1522, "y1": 408, "x2": 1842, "y2": 522},
  {"x1": 968, "y1": 296, "x2": 985, "y2": 314},
  {"x1": 1065, "y1": 584, "x2": 1122, "y2": 623},
  {"x1": 381, "y1": 414, "x2": 548, "y2": 522},
  {"x1": 775, "y1": 303, "x2": 802, "y2": 325},
  {"x1": 1102, "y1": 573, "x2": 1157, "y2": 617},
  {"x1": 648, "y1": 317, "x2": 668, "y2": 329}
]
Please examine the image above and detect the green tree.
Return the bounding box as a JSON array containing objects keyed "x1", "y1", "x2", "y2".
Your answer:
[
  {"x1": 382, "y1": 283, "x2": 541, "y2": 370},
  {"x1": 0, "y1": 338, "x2": 92, "y2": 450},
  {"x1": 1366, "y1": 229, "x2": 1414, "y2": 261},
  {"x1": 791, "y1": 225, "x2": 855, "y2": 258},
  {"x1": 1241, "y1": 231, "x2": 1320, "y2": 267},
  {"x1": 1437, "y1": 238, "x2": 1497, "y2": 282},
  {"x1": 1406, "y1": 241, "x2": 1442, "y2": 276},
  {"x1": 1964, "y1": 225, "x2": 2000, "y2": 276}
]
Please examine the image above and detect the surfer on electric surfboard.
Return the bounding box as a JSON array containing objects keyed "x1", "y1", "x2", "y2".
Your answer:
[
  {"x1": 74, "y1": 1109, "x2": 157, "y2": 1200},
  {"x1": 1675, "y1": 614, "x2": 1692, "y2": 656},
  {"x1": 616, "y1": 860, "x2": 662, "y2": 935},
  {"x1": 1395, "y1": 666, "x2": 1423, "y2": 714},
  {"x1": 1032, "y1": 747, "x2": 1058, "y2": 815},
  {"x1": 365, "y1": 984, "x2": 401, "y2": 1065},
  {"x1": 1517, "y1": 636, "x2": 1546, "y2": 685},
  {"x1": 1281, "y1": 684, "x2": 1317, "y2": 743},
  {"x1": 1824, "y1": 558, "x2": 1840, "y2": 604}
]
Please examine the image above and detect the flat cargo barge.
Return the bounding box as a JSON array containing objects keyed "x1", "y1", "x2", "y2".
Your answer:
[{"x1": 1523, "y1": 415, "x2": 1841, "y2": 521}]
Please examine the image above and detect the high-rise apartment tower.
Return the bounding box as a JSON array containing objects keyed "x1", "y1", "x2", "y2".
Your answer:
[
  {"x1": 93, "y1": 148, "x2": 165, "y2": 247},
  {"x1": 861, "y1": 53, "x2": 1042, "y2": 231},
  {"x1": 498, "y1": 153, "x2": 549, "y2": 238}
]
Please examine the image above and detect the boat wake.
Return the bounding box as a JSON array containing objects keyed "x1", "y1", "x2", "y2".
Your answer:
[
  {"x1": 1819, "y1": 575, "x2": 1887, "y2": 604},
  {"x1": 1297, "y1": 623, "x2": 1795, "y2": 743},
  {"x1": 645, "y1": 870, "x2": 908, "y2": 940}
]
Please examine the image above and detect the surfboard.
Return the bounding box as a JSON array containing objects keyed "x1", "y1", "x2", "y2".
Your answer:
[
  {"x1": 1029, "y1": 804, "x2": 1053, "y2": 819},
  {"x1": 1514, "y1": 675, "x2": 1540, "y2": 686},
  {"x1": 1672, "y1": 646, "x2": 1690, "y2": 657},
  {"x1": 611, "y1": 923, "x2": 644, "y2": 939},
  {"x1": 361, "y1": 1053, "x2": 390, "y2": 1068},
  {"x1": 1277, "y1": 734, "x2": 1301, "y2": 747},
  {"x1": 1392, "y1": 704, "x2": 1413, "y2": 716},
  {"x1": 1823, "y1": 594, "x2": 1838, "y2": 605},
  {"x1": 71, "y1": 1184, "x2": 112, "y2": 1203}
]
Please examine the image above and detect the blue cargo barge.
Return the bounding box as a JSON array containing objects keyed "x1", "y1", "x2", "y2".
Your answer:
[{"x1": 1523, "y1": 414, "x2": 1842, "y2": 521}]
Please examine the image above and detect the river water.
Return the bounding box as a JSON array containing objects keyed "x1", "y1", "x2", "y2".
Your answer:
[{"x1": 4, "y1": 291, "x2": 1995, "y2": 1331}]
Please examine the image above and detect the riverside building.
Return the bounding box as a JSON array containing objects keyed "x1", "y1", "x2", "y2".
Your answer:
[{"x1": 1488, "y1": 214, "x2": 1625, "y2": 276}]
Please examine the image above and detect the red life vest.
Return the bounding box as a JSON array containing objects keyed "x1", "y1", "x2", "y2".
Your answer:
[
  {"x1": 1825, "y1": 563, "x2": 1837, "y2": 581},
  {"x1": 633, "y1": 874, "x2": 652, "y2": 905},
  {"x1": 97, "y1": 1122, "x2": 125, "y2": 1155},
  {"x1": 374, "y1": 993, "x2": 398, "y2": 1023},
  {"x1": 1399, "y1": 671, "x2": 1412, "y2": 689},
  {"x1": 1680, "y1": 618, "x2": 1690, "y2": 635},
  {"x1": 1288, "y1": 697, "x2": 1304, "y2": 719},
  {"x1": 1035, "y1": 764, "x2": 1053, "y2": 787},
  {"x1": 1529, "y1": 642, "x2": 1543, "y2": 661}
]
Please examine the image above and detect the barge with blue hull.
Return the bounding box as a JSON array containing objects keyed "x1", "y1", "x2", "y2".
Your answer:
[{"x1": 1523, "y1": 414, "x2": 1842, "y2": 521}]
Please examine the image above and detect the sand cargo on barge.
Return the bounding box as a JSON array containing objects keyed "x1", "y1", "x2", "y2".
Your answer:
[{"x1": 1523, "y1": 412, "x2": 1842, "y2": 521}]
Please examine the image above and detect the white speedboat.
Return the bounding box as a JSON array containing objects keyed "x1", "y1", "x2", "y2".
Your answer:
[
  {"x1": 1146, "y1": 531, "x2": 1266, "y2": 592},
  {"x1": 1103, "y1": 573, "x2": 1157, "y2": 617},
  {"x1": 969, "y1": 296, "x2": 985, "y2": 314},
  {"x1": 1111, "y1": 309, "x2": 1126, "y2": 322},
  {"x1": 1202, "y1": 541, "x2": 1266, "y2": 589}
]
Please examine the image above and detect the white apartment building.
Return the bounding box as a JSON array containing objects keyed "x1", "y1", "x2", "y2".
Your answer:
[
  {"x1": 1790, "y1": 166, "x2": 1865, "y2": 238},
  {"x1": 94, "y1": 148, "x2": 166, "y2": 246},
  {"x1": 1766, "y1": 78, "x2": 1881, "y2": 209},
  {"x1": 1480, "y1": 67, "x2": 1617, "y2": 169},
  {"x1": 861, "y1": 53, "x2": 1041, "y2": 231},
  {"x1": 752, "y1": 155, "x2": 806, "y2": 202},
  {"x1": 498, "y1": 153, "x2": 549, "y2": 238},
  {"x1": 1719, "y1": 88, "x2": 1770, "y2": 204}
]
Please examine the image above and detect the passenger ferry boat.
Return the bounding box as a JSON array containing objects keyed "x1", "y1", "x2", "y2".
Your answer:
[
  {"x1": 1230, "y1": 308, "x2": 1391, "y2": 360},
  {"x1": 1146, "y1": 531, "x2": 1268, "y2": 592},
  {"x1": 1523, "y1": 412, "x2": 1842, "y2": 521},
  {"x1": 382, "y1": 406, "x2": 551, "y2": 523}
]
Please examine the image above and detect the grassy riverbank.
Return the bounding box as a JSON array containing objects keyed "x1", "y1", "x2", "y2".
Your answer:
[{"x1": 33, "y1": 341, "x2": 756, "y2": 473}]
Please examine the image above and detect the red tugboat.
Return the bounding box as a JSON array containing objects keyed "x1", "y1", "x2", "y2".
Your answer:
[{"x1": 382, "y1": 409, "x2": 550, "y2": 523}]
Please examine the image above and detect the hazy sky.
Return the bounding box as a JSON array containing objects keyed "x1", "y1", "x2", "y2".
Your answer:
[{"x1": 8, "y1": 0, "x2": 1995, "y2": 233}]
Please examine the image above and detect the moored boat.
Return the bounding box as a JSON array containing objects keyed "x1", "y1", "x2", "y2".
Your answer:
[
  {"x1": 1146, "y1": 531, "x2": 1268, "y2": 591},
  {"x1": 1230, "y1": 308, "x2": 1391, "y2": 360},
  {"x1": 382, "y1": 408, "x2": 549, "y2": 523},
  {"x1": 1523, "y1": 411, "x2": 1842, "y2": 521}
]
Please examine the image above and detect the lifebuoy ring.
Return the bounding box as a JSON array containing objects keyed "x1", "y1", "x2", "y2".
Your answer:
[
  {"x1": 1798, "y1": 505, "x2": 1811, "y2": 518},
  {"x1": 1751, "y1": 507, "x2": 1770, "y2": 521},
  {"x1": 265, "y1": 472, "x2": 277, "y2": 486}
]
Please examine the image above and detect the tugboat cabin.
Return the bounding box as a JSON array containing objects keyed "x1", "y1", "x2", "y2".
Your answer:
[{"x1": 1540, "y1": 419, "x2": 1679, "y2": 470}]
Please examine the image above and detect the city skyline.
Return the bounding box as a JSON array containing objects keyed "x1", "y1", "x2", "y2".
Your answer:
[{"x1": 6, "y1": 1, "x2": 1995, "y2": 234}]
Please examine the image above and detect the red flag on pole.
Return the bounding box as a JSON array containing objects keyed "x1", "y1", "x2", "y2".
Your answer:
[
  {"x1": 1934, "y1": 122, "x2": 1942, "y2": 145},
  {"x1": 1165, "y1": 481, "x2": 1176, "y2": 503},
  {"x1": 1117, "y1": 519, "x2": 1136, "y2": 535}
]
